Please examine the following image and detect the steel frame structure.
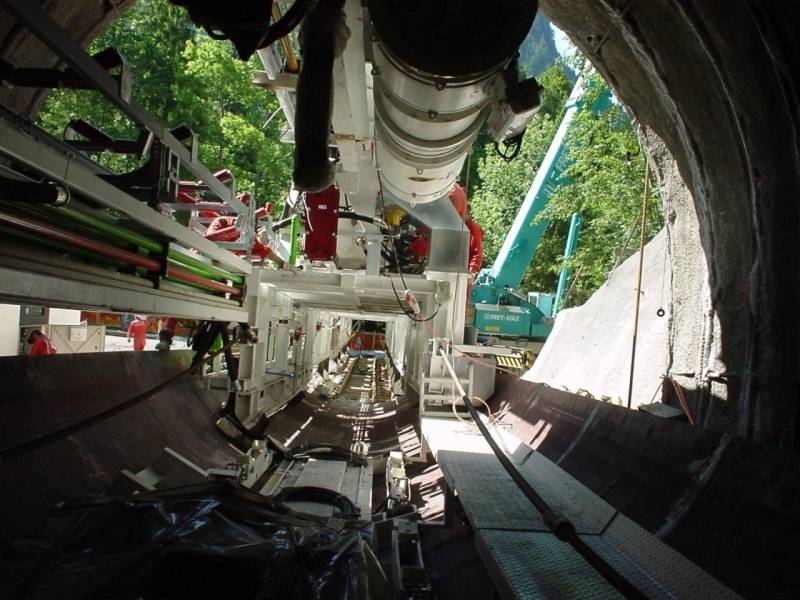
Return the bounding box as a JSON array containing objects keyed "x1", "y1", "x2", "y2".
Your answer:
[
  {"x1": 0, "y1": 118, "x2": 251, "y2": 275},
  {"x1": 1, "y1": 0, "x2": 247, "y2": 214}
]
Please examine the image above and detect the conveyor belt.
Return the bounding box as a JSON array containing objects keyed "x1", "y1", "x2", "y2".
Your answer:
[{"x1": 421, "y1": 417, "x2": 739, "y2": 599}]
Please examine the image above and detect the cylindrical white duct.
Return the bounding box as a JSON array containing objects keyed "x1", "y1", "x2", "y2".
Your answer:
[
  {"x1": 372, "y1": 44, "x2": 494, "y2": 204},
  {"x1": 368, "y1": 0, "x2": 538, "y2": 205}
]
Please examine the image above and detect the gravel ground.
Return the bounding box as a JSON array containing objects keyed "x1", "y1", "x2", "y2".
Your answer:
[{"x1": 104, "y1": 334, "x2": 189, "y2": 352}]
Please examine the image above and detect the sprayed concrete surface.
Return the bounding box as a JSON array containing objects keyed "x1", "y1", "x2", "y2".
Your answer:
[{"x1": 528, "y1": 230, "x2": 669, "y2": 407}]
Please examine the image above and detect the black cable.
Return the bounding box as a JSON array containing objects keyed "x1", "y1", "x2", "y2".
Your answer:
[
  {"x1": 376, "y1": 171, "x2": 441, "y2": 323},
  {"x1": 382, "y1": 344, "x2": 402, "y2": 379},
  {"x1": 288, "y1": 443, "x2": 367, "y2": 466},
  {"x1": 451, "y1": 372, "x2": 648, "y2": 599},
  {"x1": 338, "y1": 210, "x2": 389, "y2": 232},
  {"x1": 256, "y1": 0, "x2": 312, "y2": 51},
  {"x1": 387, "y1": 273, "x2": 441, "y2": 322},
  {"x1": 0, "y1": 341, "x2": 233, "y2": 462},
  {"x1": 493, "y1": 133, "x2": 524, "y2": 162},
  {"x1": 273, "y1": 486, "x2": 360, "y2": 518}
]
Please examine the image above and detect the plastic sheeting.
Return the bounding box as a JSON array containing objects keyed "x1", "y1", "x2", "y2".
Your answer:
[{"x1": 2, "y1": 481, "x2": 381, "y2": 600}]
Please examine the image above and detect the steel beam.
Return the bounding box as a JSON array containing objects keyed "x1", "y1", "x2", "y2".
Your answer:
[
  {"x1": 0, "y1": 118, "x2": 251, "y2": 274},
  {"x1": 1, "y1": 0, "x2": 247, "y2": 215},
  {"x1": 0, "y1": 266, "x2": 247, "y2": 322},
  {"x1": 256, "y1": 269, "x2": 440, "y2": 304}
]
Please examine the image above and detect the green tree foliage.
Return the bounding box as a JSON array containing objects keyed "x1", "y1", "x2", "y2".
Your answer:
[
  {"x1": 540, "y1": 73, "x2": 661, "y2": 292},
  {"x1": 469, "y1": 68, "x2": 661, "y2": 303},
  {"x1": 36, "y1": 0, "x2": 291, "y2": 211},
  {"x1": 469, "y1": 64, "x2": 572, "y2": 291}
]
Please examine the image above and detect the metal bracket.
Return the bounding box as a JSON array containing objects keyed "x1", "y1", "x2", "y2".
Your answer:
[
  {"x1": 64, "y1": 119, "x2": 154, "y2": 156},
  {"x1": 1, "y1": 0, "x2": 244, "y2": 212},
  {"x1": 0, "y1": 47, "x2": 131, "y2": 101}
]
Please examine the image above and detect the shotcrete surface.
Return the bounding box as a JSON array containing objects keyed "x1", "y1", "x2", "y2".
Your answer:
[{"x1": 527, "y1": 230, "x2": 669, "y2": 407}]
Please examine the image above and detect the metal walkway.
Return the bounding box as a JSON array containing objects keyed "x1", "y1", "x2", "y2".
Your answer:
[{"x1": 421, "y1": 417, "x2": 739, "y2": 599}]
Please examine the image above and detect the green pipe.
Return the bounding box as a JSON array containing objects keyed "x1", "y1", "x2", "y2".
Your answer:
[
  {"x1": 166, "y1": 257, "x2": 242, "y2": 289},
  {"x1": 167, "y1": 248, "x2": 244, "y2": 285},
  {"x1": 3, "y1": 199, "x2": 246, "y2": 285},
  {"x1": 47, "y1": 205, "x2": 244, "y2": 284},
  {"x1": 288, "y1": 214, "x2": 299, "y2": 267},
  {"x1": 0, "y1": 201, "x2": 140, "y2": 253},
  {"x1": 56, "y1": 205, "x2": 162, "y2": 253},
  {"x1": 1, "y1": 221, "x2": 240, "y2": 298},
  {"x1": 164, "y1": 276, "x2": 227, "y2": 296}
]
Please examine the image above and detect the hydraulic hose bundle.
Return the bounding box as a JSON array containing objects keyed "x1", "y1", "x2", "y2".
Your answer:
[{"x1": 0, "y1": 195, "x2": 245, "y2": 298}]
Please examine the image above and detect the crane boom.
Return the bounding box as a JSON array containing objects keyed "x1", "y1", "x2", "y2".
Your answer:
[
  {"x1": 474, "y1": 78, "x2": 585, "y2": 300},
  {"x1": 470, "y1": 77, "x2": 612, "y2": 340}
]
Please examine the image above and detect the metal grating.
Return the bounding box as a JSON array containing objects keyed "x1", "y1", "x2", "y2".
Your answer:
[
  {"x1": 476, "y1": 529, "x2": 620, "y2": 599},
  {"x1": 580, "y1": 515, "x2": 740, "y2": 600},
  {"x1": 263, "y1": 458, "x2": 373, "y2": 518},
  {"x1": 438, "y1": 449, "x2": 615, "y2": 534},
  {"x1": 422, "y1": 417, "x2": 740, "y2": 600}
]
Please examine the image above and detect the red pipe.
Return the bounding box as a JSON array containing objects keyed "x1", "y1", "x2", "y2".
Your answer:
[
  {"x1": 176, "y1": 190, "x2": 198, "y2": 205},
  {"x1": 168, "y1": 267, "x2": 241, "y2": 296},
  {"x1": 195, "y1": 204, "x2": 270, "y2": 220},
  {"x1": 0, "y1": 210, "x2": 242, "y2": 297},
  {"x1": 0, "y1": 211, "x2": 160, "y2": 270}
]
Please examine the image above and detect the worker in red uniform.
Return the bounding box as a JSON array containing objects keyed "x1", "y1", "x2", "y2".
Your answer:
[
  {"x1": 157, "y1": 317, "x2": 179, "y2": 351},
  {"x1": 448, "y1": 182, "x2": 484, "y2": 297},
  {"x1": 126, "y1": 315, "x2": 150, "y2": 351},
  {"x1": 27, "y1": 330, "x2": 58, "y2": 356}
]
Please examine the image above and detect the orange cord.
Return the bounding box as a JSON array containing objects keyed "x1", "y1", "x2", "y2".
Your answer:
[{"x1": 667, "y1": 376, "x2": 695, "y2": 425}]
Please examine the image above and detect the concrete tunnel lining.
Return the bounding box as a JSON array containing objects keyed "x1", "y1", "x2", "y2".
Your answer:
[{"x1": 538, "y1": 0, "x2": 800, "y2": 448}]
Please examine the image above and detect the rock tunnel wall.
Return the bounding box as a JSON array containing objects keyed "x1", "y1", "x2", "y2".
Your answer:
[
  {"x1": 540, "y1": 0, "x2": 800, "y2": 448},
  {"x1": 643, "y1": 127, "x2": 737, "y2": 433}
]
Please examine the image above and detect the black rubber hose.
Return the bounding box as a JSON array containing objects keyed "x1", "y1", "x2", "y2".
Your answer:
[
  {"x1": 338, "y1": 211, "x2": 373, "y2": 224},
  {"x1": 436, "y1": 347, "x2": 646, "y2": 598},
  {"x1": 0, "y1": 341, "x2": 232, "y2": 462},
  {"x1": 220, "y1": 328, "x2": 238, "y2": 420},
  {"x1": 288, "y1": 443, "x2": 367, "y2": 466},
  {"x1": 274, "y1": 485, "x2": 360, "y2": 518},
  {"x1": 258, "y1": 0, "x2": 313, "y2": 49},
  {"x1": 338, "y1": 210, "x2": 389, "y2": 232},
  {"x1": 292, "y1": 0, "x2": 347, "y2": 191},
  {"x1": 459, "y1": 390, "x2": 648, "y2": 600},
  {"x1": 0, "y1": 176, "x2": 69, "y2": 206}
]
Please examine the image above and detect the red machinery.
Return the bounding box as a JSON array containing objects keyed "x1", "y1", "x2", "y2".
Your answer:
[{"x1": 303, "y1": 186, "x2": 340, "y2": 261}]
